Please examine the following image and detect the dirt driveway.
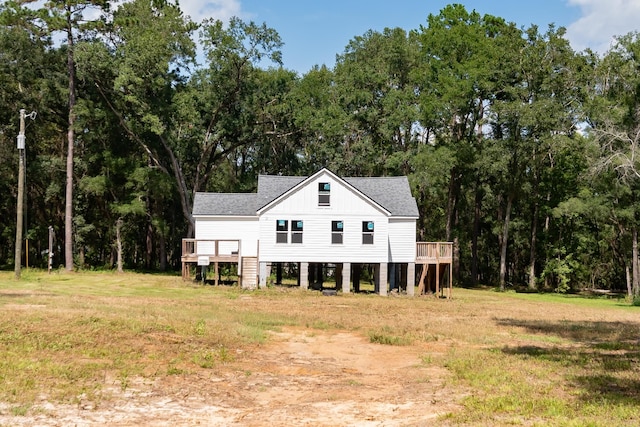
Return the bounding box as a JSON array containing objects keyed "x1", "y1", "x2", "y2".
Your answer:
[{"x1": 3, "y1": 327, "x2": 461, "y2": 426}]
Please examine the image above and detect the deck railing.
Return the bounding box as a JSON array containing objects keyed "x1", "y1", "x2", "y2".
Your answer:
[
  {"x1": 183, "y1": 239, "x2": 451, "y2": 263},
  {"x1": 181, "y1": 239, "x2": 240, "y2": 260},
  {"x1": 416, "y1": 242, "x2": 453, "y2": 262}
]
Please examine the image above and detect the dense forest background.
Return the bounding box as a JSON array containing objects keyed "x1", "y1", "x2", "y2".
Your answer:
[{"x1": 2, "y1": 1, "x2": 640, "y2": 297}]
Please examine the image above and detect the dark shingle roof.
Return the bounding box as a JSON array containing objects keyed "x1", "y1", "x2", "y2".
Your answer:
[
  {"x1": 192, "y1": 193, "x2": 257, "y2": 216},
  {"x1": 256, "y1": 175, "x2": 305, "y2": 208},
  {"x1": 193, "y1": 170, "x2": 419, "y2": 218},
  {"x1": 345, "y1": 176, "x2": 419, "y2": 218}
]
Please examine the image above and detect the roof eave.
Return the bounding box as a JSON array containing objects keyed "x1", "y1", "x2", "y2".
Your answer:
[{"x1": 193, "y1": 214, "x2": 258, "y2": 219}]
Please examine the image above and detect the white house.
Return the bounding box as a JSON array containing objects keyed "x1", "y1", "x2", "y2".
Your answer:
[{"x1": 182, "y1": 168, "x2": 452, "y2": 296}]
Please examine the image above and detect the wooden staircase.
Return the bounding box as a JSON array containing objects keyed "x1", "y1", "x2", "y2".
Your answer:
[{"x1": 241, "y1": 257, "x2": 258, "y2": 289}]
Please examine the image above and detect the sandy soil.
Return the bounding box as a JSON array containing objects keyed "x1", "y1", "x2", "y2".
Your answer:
[{"x1": 1, "y1": 327, "x2": 462, "y2": 426}]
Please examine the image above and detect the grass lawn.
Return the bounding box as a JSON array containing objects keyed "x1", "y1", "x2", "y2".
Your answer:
[{"x1": 0, "y1": 270, "x2": 638, "y2": 425}]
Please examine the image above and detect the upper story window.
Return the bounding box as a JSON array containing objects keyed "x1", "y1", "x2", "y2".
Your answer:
[
  {"x1": 362, "y1": 221, "x2": 374, "y2": 244},
  {"x1": 276, "y1": 219, "x2": 288, "y2": 243},
  {"x1": 291, "y1": 220, "x2": 303, "y2": 244},
  {"x1": 331, "y1": 220, "x2": 343, "y2": 244},
  {"x1": 318, "y1": 182, "x2": 330, "y2": 206}
]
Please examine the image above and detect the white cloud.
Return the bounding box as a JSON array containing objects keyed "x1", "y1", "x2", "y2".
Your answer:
[
  {"x1": 105, "y1": 0, "x2": 247, "y2": 24},
  {"x1": 177, "y1": 0, "x2": 247, "y2": 24},
  {"x1": 566, "y1": 0, "x2": 640, "y2": 54}
]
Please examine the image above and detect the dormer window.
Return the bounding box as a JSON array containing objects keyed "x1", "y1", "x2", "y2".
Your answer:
[{"x1": 318, "y1": 182, "x2": 330, "y2": 206}]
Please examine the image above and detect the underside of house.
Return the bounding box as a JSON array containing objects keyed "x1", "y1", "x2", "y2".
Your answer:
[{"x1": 181, "y1": 169, "x2": 453, "y2": 297}]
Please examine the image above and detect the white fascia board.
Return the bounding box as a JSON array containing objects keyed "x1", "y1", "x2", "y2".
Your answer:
[{"x1": 193, "y1": 215, "x2": 258, "y2": 220}]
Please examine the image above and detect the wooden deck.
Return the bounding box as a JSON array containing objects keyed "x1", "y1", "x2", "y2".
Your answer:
[
  {"x1": 416, "y1": 242, "x2": 453, "y2": 298},
  {"x1": 416, "y1": 242, "x2": 453, "y2": 263},
  {"x1": 181, "y1": 239, "x2": 453, "y2": 297},
  {"x1": 181, "y1": 239, "x2": 240, "y2": 282}
]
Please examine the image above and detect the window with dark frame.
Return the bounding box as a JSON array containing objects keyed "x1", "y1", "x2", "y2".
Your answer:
[
  {"x1": 332, "y1": 220, "x2": 343, "y2": 244},
  {"x1": 291, "y1": 220, "x2": 303, "y2": 244},
  {"x1": 362, "y1": 221, "x2": 374, "y2": 244},
  {"x1": 276, "y1": 219, "x2": 288, "y2": 243},
  {"x1": 318, "y1": 182, "x2": 330, "y2": 206}
]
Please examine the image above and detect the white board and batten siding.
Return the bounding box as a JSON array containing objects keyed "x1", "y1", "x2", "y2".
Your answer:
[
  {"x1": 258, "y1": 173, "x2": 390, "y2": 264},
  {"x1": 194, "y1": 216, "x2": 258, "y2": 257}
]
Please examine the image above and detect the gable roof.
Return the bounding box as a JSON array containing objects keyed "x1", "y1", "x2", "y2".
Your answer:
[
  {"x1": 256, "y1": 168, "x2": 392, "y2": 216},
  {"x1": 192, "y1": 169, "x2": 419, "y2": 218}
]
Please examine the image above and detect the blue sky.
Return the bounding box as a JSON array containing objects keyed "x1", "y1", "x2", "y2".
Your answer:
[{"x1": 179, "y1": 0, "x2": 640, "y2": 74}]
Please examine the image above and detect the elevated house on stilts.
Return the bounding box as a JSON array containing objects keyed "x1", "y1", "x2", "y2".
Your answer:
[{"x1": 181, "y1": 168, "x2": 452, "y2": 297}]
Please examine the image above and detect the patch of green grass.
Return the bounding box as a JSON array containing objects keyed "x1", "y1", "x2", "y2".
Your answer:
[
  {"x1": 194, "y1": 319, "x2": 207, "y2": 336},
  {"x1": 118, "y1": 371, "x2": 130, "y2": 391},
  {"x1": 166, "y1": 365, "x2": 185, "y2": 375},
  {"x1": 9, "y1": 404, "x2": 31, "y2": 416},
  {"x1": 508, "y1": 290, "x2": 637, "y2": 310},
  {"x1": 444, "y1": 348, "x2": 571, "y2": 423},
  {"x1": 368, "y1": 326, "x2": 412, "y2": 346},
  {"x1": 306, "y1": 320, "x2": 332, "y2": 330},
  {"x1": 193, "y1": 350, "x2": 216, "y2": 369},
  {"x1": 420, "y1": 354, "x2": 432, "y2": 364},
  {"x1": 217, "y1": 346, "x2": 233, "y2": 363},
  {"x1": 444, "y1": 336, "x2": 640, "y2": 425}
]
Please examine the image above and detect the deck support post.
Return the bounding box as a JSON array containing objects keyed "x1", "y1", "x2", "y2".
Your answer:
[
  {"x1": 342, "y1": 262, "x2": 351, "y2": 294},
  {"x1": 276, "y1": 262, "x2": 282, "y2": 285},
  {"x1": 259, "y1": 262, "x2": 268, "y2": 288},
  {"x1": 407, "y1": 262, "x2": 415, "y2": 296},
  {"x1": 378, "y1": 263, "x2": 388, "y2": 296},
  {"x1": 353, "y1": 264, "x2": 361, "y2": 293},
  {"x1": 212, "y1": 261, "x2": 217, "y2": 286},
  {"x1": 300, "y1": 262, "x2": 309, "y2": 290},
  {"x1": 389, "y1": 263, "x2": 396, "y2": 292}
]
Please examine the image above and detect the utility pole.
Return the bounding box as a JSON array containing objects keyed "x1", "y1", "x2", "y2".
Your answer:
[
  {"x1": 14, "y1": 109, "x2": 36, "y2": 279},
  {"x1": 48, "y1": 226, "x2": 54, "y2": 274},
  {"x1": 14, "y1": 109, "x2": 26, "y2": 279}
]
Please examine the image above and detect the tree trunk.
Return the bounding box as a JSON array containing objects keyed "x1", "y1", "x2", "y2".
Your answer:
[
  {"x1": 544, "y1": 191, "x2": 551, "y2": 289},
  {"x1": 78, "y1": 245, "x2": 85, "y2": 269},
  {"x1": 159, "y1": 135, "x2": 195, "y2": 237},
  {"x1": 528, "y1": 201, "x2": 539, "y2": 290},
  {"x1": 453, "y1": 236, "x2": 460, "y2": 284},
  {"x1": 146, "y1": 222, "x2": 153, "y2": 269},
  {"x1": 445, "y1": 168, "x2": 459, "y2": 242},
  {"x1": 64, "y1": 17, "x2": 76, "y2": 272},
  {"x1": 159, "y1": 233, "x2": 167, "y2": 271},
  {"x1": 471, "y1": 180, "x2": 482, "y2": 286},
  {"x1": 116, "y1": 218, "x2": 123, "y2": 273},
  {"x1": 499, "y1": 193, "x2": 514, "y2": 291},
  {"x1": 633, "y1": 227, "x2": 639, "y2": 297}
]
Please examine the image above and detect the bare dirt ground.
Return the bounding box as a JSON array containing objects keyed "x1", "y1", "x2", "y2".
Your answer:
[{"x1": 0, "y1": 327, "x2": 462, "y2": 426}]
